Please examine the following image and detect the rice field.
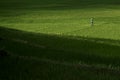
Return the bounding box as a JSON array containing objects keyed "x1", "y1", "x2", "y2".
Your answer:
[{"x1": 0, "y1": 0, "x2": 120, "y2": 80}]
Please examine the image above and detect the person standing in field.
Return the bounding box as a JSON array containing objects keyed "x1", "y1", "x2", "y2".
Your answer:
[{"x1": 91, "y1": 18, "x2": 94, "y2": 26}]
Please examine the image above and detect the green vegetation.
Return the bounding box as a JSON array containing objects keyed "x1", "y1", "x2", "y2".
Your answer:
[{"x1": 0, "y1": 0, "x2": 120, "y2": 80}]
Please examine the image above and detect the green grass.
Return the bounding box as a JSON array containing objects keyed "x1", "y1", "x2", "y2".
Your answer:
[{"x1": 0, "y1": 0, "x2": 120, "y2": 80}]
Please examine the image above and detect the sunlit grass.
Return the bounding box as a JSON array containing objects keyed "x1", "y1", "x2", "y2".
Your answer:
[{"x1": 0, "y1": 6, "x2": 120, "y2": 38}]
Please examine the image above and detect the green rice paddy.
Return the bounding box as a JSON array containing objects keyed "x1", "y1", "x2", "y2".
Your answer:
[{"x1": 0, "y1": 0, "x2": 120, "y2": 80}]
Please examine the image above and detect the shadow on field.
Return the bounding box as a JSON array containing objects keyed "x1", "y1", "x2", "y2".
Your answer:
[
  {"x1": 0, "y1": 0, "x2": 120, "y2": 9},
  {"x1": 0, "y1": 0, "x2": 120, "y2": 15},
  {"x1": 0, "y1": 0, "x2": 120, "y2": 17},
  {"x1": 1, "y1": 26, "x2": 120, "y2": 66}
]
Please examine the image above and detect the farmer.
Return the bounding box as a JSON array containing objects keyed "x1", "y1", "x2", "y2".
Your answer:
[{"x1": 91, "y1": 18, "x2": 94, "y2": 26}]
